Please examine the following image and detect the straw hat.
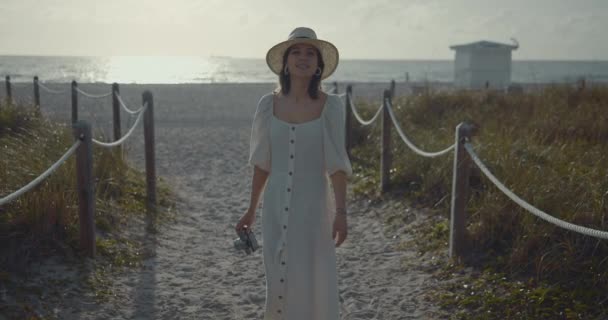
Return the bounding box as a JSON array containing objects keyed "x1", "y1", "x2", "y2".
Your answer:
[{"x1": 266, "y1": 27, "x2": 339, "y2": 80}]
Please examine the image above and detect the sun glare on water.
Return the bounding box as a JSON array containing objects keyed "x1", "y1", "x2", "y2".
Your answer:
[{"x1": 103, "y1": 56, "x2": 216, "y2": 84}]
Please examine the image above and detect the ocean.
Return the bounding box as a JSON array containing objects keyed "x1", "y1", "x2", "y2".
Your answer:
[{"x1": 1, "y1": 55, "x2": 607, "y2": 84}]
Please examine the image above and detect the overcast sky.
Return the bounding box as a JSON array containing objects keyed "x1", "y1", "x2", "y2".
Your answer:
[{"x1": 1, "y1": 0, "x2": 606, "y2": 60}]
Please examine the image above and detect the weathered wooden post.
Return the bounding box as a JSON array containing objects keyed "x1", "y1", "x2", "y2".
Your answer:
[
  {"x1": 345, "y1": 85, "x2": 353, "y2": 159},
  {"x1": 73, "y1": 120, "x2": 96, "y2": 257},
  {"x1": 34, "y1": 76, "x2": 41, "y2": 109},
  {"x1": 578, "y1": 77, "x2": 586, "y2": 91},
  {"x1": 390, "y1": 79, "x2": 396, "y2": 99},
  {"x1": 112, "y1": 83, "x2": 122, "y2": 158},
  {"x1": 5, "y1": 76, "x2": 12, "y2": 105},
  {"x1": 333, "y1": 81, "x2": 338, "y2": 94},
  {"x1": 381, "y1": 89, "x2": 392, "y2": 193},
  {"x1": 449, "y1": 122, "x2": 476, "y2": 259},
  {"x1": 71, "y1": 81, "x2": 78, "y2": 123},
  {"x1": 143, "y1": 91, "x2": 157, "y2": 213}
]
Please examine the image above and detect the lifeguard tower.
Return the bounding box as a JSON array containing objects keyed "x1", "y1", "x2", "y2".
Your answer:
[{"x1": 450, "y1": 40, "x2": 519, "y2": 89}]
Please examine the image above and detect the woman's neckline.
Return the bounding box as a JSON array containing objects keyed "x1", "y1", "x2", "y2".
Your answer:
[{"x1": 271, "y1": 93, "x2": 330, "y2": 126}]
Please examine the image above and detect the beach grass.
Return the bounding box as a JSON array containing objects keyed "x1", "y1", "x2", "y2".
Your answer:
[
  {"x1": 0, "y1": 101, "x2": 174, "y2": 318},
  {"x1": 349, "y1": 84, "x2": 608, "y2": 318}
]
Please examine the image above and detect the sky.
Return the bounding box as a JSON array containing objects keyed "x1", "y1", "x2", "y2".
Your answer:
[{"x1": 0, "y1": 0, "x2": 606, "y2": 60}]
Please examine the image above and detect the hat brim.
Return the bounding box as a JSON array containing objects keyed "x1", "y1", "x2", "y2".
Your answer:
[{"x1": 266, "y1": 38, "x2": 339, "y2": 80}]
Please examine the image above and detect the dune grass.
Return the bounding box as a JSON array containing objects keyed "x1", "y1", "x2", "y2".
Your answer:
[
  {"x1": 0, "y1": 101, "x2": 174, "y2": 318},
  {"x1": 349, "y1": 84, "x2": 608, "y2": 318}
]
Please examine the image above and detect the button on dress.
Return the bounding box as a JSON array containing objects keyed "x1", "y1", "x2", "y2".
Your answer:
[{"x1": 248, "y1": 92, "x2": 353, "y2": 320}]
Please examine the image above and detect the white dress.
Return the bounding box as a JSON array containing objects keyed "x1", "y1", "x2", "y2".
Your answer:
[{"x1": 248, "y1": 92, "x2": 353, "y2": 320}]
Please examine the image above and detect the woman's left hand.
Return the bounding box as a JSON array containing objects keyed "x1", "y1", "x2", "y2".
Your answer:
[{"x1": 332, "y1": 214, "x2": 348, "y2": 247}]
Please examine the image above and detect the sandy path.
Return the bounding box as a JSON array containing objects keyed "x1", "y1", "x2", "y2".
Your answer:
[{"x1": 6, "y1": 83, "x2": 442, "y2": 319}]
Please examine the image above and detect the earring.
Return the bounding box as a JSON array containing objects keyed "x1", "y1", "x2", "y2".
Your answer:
[
  {"x1": 284, "y1": 66, "x2": 289, "y2": 75},
  {"x1": 315, "y1": 67, "x2": 322, "y2": 76}
]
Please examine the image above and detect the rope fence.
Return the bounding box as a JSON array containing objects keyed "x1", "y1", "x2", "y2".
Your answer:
[
  {"x1": 7, "y1": 74, "x2": 605, "y2": 260},
  {"x1": 92, "y1": 103, "x2": 147, "y2": 148},
  {"x1": 2, "y1": 74, "x2": 157, "y2": 258},
  {"x1": 38, "y1": 82, "x2": 112, "y2": 98},
  {"x1": 8, "y1": 82, "x2": 31, "y2": 89},
  {"x1": 117, "y1": 94, "x2": 145, "y2": 114},
  {"x1": 75, "y1": 87, "x2": 113, "y2": 99},
  {"x1": 384, "y1": 98, "x2": 455, "y2": 157},
  {"x1": 338, "y1": 79, "x2": 608, "y2": 260},
  {"x1": 38, "y1": 82, "x2": 69, "y2": 94},
  {"x1": 349, "y1": 98, "x2": 383, "y2": 126},
  {"x1": 0, "y1": 141, "x2": 81, "y2": 206},
  {"x1": 464, "y1": 142, "x2": 608, "y2": 240}
]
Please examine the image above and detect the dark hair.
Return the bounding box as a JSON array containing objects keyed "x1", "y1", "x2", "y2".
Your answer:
[{"x1": 277, "y1": 45, "x2": 324, "y2": 99}]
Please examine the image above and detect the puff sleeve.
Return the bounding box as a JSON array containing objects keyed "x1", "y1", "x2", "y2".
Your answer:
[
  {"x1": 248, "y1": 93, "x2": 273, "y2": 172},
  {"x1": 322, "y1": 94, "x2": 353, "y2": 177}
]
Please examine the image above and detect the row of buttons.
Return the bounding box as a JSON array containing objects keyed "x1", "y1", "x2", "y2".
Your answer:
[{"x1": 276, "y1": 125, "x2": 297, "y2": 316}]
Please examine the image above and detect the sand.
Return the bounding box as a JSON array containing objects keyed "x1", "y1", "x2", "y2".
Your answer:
[{"x1": 2, "y1": 82, "x2": 446, "y2": 319}]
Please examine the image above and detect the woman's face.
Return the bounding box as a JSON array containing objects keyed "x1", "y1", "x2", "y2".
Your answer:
[{"x1": 286, "y1": 43, "x2": 319, "y2": 79}]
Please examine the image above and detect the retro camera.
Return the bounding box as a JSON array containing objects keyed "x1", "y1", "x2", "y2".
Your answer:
[{"x1": 234, "y1": 226, "x2": 259, "y2": 254}]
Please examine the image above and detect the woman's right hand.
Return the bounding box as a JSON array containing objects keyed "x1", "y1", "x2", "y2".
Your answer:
[{"x1": 235, "y1": 210, "x2": 256, "y2": 234}]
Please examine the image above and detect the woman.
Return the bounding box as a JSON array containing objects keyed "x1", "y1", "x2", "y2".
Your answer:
[{"x1": 235, "y1": 27, "x2": 352, "y2": 320}]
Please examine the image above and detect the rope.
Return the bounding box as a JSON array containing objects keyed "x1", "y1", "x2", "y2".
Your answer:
[
  {"x1": 464, "y1": 142, "x2": 608, "y2": 240},
  {"x1": 92, "y1": 104, "x2": 147, "y2": 148},
  {"x1": 9, "y1": 83, "x2": 31, "y2": 89},
  {"x1": 337, "y1": 92, "x2": 347, "y2": 98},
  {"x1": 348, "y1": 93, "x2": 383, "y2": 126},
  {"x1": 116, "y1": 95, "x2": 145, "y2": 114},
  {"x1": 0, "y1": 141, "x2": 81, "y2": 206},
  {"x1": 75, "y1": 87, "x2": 112, "y2": 99},
  {"x1": 385, "y1": 98, "x2": 455, "y2": 157},
  {"x1": 38, "y1": 82, "x2": 69, "y2": 94}
]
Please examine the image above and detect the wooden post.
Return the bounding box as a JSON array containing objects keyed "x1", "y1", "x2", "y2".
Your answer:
[
  {"x1": 381, "y1": 89, "x2": 392, "y2": 193},
  {"x1": 73, "y1": 120, "x2": 96, "y2": 257},
  {"x1": 5, "y1": 76, "x2": 12, "y2": 105},
  {"x1": 578, "y1": 77, "x2": 586, "y2": 91},
  {"x1": 143, "y1": 91, "x2": 157, "y2": 213},
  {"x1": 71, "y1": 81, "x2": 78, "y2": 123},
  {"x1": 390, "y1": 79, "x2": 396, "y2": 99},
  {"x1": 34, "y1": 76, "x2": 41, "y2": 109},
  {"x1": 333, "y1": 81, "x2": 338, "y2": 94},
  {"x1": 345, "y1": 85, "x2": 353, "y2": 159},
  {"x1": 449, "y1": 122, "x2": 475, "y2": 259},
  {"x1": 112, "y1": 83, "x2": 122, "y2": 157}
]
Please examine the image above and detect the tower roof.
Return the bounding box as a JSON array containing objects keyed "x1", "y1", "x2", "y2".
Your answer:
[{"x1": 450, "y1": 40, "x2": 518, "y2": 51}]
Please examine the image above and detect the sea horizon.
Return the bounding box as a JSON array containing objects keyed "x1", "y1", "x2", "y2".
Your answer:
[
  {"x1": 2, "y1": 55, "x2": 607, "y2": 85},
  {"x1": 2, "y1": 53, "x2": 607, "y2": 62}
]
